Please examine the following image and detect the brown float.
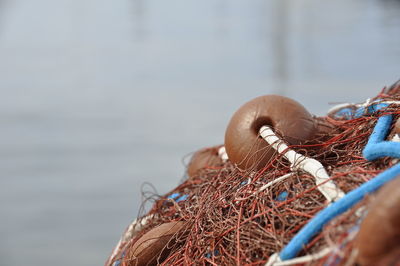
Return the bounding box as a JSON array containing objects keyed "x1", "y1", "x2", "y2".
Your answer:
[
  {"x1": 376, "y1": 247, "x2": 400, "y2": 266},
  {"x1": 354, "y1": 177, "x2": 400, "y2": 266},
  {"x1": 187, "y1": 145, "x2": 223, "y2": 177},
  {"x1": 224, "y1": 95, "x2": 316, "y2": 170},
  {"x1": 125, "y1": 221, "x2": 187, "y2": 266}
]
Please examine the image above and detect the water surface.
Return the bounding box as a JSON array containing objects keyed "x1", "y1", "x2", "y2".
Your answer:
[{"x1": 0, "y1": 0, "x2": 400, "y2": 265}]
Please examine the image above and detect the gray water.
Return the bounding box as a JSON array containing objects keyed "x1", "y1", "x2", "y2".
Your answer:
[{"x1": 0, "y1": 0, "x2": 400, "y2": 265}]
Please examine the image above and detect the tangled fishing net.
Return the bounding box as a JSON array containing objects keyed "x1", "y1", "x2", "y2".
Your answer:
[{"x1": 106, "y1": 81, "x2": 400, "y2": 266}]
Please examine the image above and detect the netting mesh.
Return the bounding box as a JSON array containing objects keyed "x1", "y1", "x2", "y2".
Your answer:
[{"x1": 107, "y1": 82, "x2": 400, "y2": 266}]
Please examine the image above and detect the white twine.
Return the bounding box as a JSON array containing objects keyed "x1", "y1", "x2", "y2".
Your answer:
[
  {"x1": 258, "y1": 173, "x2": 293, "y2": 193},
  {"x1": 327, "y1": 98, "x2": 371, "y2": 114},
  {"x1": 218, "y1": 146, "x2": 229, "y2": 161},
  {"x1": 259, "y1": 126, "x2": 345, "y2": 202},
  {"x1": 327, "y1": 103, "x2": 356, "y2": 115},
  {"x1": 328, "y1": 98, "x2": 400, "y2": 116},
  {"x1": 379, "y1": 100, "x2": 400, "y2": 105},
  {"x1": 265, "y1": 247, "x2": 332, "y2": 266}
]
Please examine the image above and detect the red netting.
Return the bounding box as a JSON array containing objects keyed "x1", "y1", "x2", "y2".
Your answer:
[{"x1": 108, "y1": 81, "x2": 400, "y2": 266}]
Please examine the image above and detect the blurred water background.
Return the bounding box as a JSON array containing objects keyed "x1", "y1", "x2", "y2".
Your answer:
[{"x1": 0, "y1": 0, "x2": 400, "y2": 265}]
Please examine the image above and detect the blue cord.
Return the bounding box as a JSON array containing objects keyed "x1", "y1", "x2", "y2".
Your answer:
[
  {"x1": 279, "y1": 162, "x2": 400, "y2": 260},
  {"x1": 276, "y1": 191, "x2": 289, "y2": 202},
  {"x1": 279, "y1": 108, "x2": 400, "y2": 260},
  {"x1": 363, "y1": 114, "x2": 400, "y2": 160},
  {"x1": 333, "y1": 102, "x2": 387, "y2": 120},
  {"x1": 167, "y1": 193, "x2": 188, "y2": 202}
]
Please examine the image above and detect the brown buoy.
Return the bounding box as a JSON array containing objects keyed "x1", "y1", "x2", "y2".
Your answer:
[
  {"x1": 187, "y1": 145, "x2": 223, "y2": 177},
  {"x1": 354, "y1": 177, "x2": 400, "y2": 266},
  {"x1": 224, "y1": 95, "x2": 316, "y2": 170},
  {"x1": 376, "y1": 247, "x2": 400, "y2": 266},
  {"x1": 125, "y1": 221, "x2": 187, "y2": 266}
]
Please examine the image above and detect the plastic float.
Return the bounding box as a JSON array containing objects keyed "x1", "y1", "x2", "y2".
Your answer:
[{"x1": 106, "y1": 80, "x2": 400, "y2": 266}]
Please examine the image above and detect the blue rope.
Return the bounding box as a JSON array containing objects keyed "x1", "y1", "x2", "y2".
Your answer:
[
  {"x1": 276, "y1": 191, "x2": 289, "y2": 202},
  {"x1": 167, "y1": 193, "x2": 188, "y2": 202},
  {"x1": 168, "y1": 193, "x2": 180, "y2": 200},
  {"x1": 279, "y1": 109, "x2": 400, "y2": 260},
  {"x1": 176, "y1": 194, "x2": 188, "y2": 202},
  {"x1": 363, "y1": 114, "x2": 400, "y2": 160},
  {"x1": 333, "y1": 102, "x2": 387, "y2": 120},
  {"x1": 279, "y1": 163, "x2": 400, "y2": 260}
]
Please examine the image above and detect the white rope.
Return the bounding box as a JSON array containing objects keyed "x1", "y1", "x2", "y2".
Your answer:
[
  {"x1": 327, "y1": 103, "x2": 355, "y2": 114},
  {"x1": 258, "y1": 173, "x2": 293, "y2": 193},
  {"x1": 265, "y1": 253, "x2": 280, "y2": 266},
  {"x1": 259, "y1": 126, "x2": 345, "y2": 202},
  {"x1": 218, "y1": 146, "x2": 229, "y2": 161},
  {"x1": 328, "y1": 99, "x2": 400, "y2": 117},
  {"x1": 380, "y1": 100, "x2": 400, "y2": 105},
  {"x1": 265, "y1": 247, "x2": 332, "y2": 266},
  {"x1": 327, "y1": 98, "x2": 371, "y2": 115}
]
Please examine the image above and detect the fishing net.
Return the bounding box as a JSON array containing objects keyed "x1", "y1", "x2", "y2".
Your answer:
[{"x1": 106, "y1": 81, "x2": 400, "y2": 266}]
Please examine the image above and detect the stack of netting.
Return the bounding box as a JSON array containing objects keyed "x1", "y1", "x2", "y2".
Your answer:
[{"x1": 106, "y1": 81, "x2": 400, "y2": 266}]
